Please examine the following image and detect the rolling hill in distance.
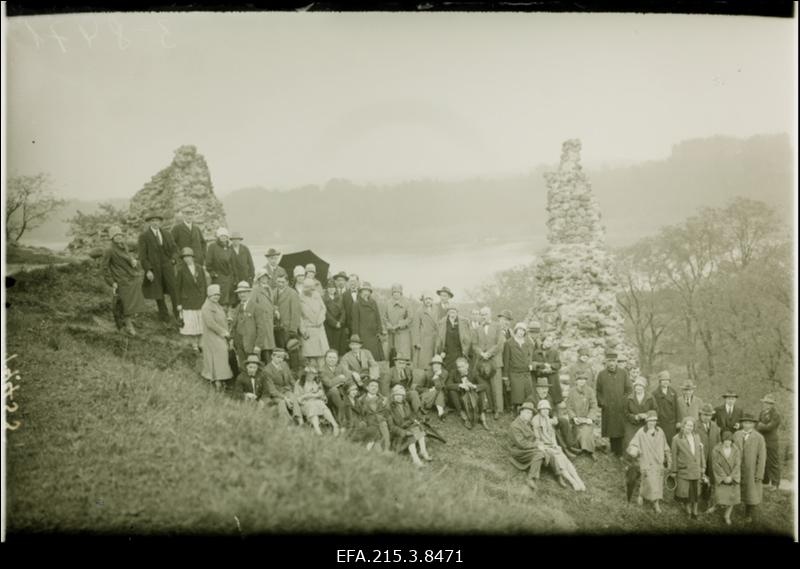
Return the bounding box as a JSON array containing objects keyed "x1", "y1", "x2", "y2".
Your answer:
[{"x1": 24, "y1": 134, "x2": 793, "y2": 253}]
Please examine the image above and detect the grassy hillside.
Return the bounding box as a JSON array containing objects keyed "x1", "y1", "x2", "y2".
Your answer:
[{"x1": 4, "y1": 260, "x2": 794, "y2": 536}]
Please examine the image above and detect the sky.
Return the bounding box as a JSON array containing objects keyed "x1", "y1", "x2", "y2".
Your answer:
[{"x1": 5, "y1": 11, "x2": 797, "y2": 200}]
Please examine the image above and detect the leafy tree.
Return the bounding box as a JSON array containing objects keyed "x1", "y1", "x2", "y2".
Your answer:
[{"x1": 6, "y1": 173, "x2": 67, "y2": 244}]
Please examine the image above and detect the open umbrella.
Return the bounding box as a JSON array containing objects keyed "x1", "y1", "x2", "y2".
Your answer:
[{"x1": 278, "y1": 250, "x2": 330, "y2": 285}]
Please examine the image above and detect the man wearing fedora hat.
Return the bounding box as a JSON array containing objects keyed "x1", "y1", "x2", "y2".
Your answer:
[
  {"x1": 756, "y1": 394, "x2": 782, "y2": 491},
  {"x1": 231, "y1": 281, "x2": 270, "y2": 365},
  {"x1": 138, "y1": 211, "x2": 180, "y2": 325},
  {"x1": 250, "y1": 269, "x2": 276, "y2": 362},
  {"x1": 382, "y1": 284, "x2": 413, "y2": 362},
  {"x1": 714, "y1": 389, "x2": 743, "y2": 433},
  {"x1": 414, "y1": 354, "x2": 448, "y2": 420},
  {"x1": 206, "y1": 227, "x2": 237, "y2": 313},
  {"x1": 262, "y1": 248, "x2": 288, "y2": 290},
  {"x1": 433, "y1": 286, "x2": 455, "y2": 322},
  {"x1": 273, "y1": 273, "x2": 302, "y2": 375},
  {"x1": 388, "y1": 353, "x2": 421, "y2": 413},
  {"x1": 351, "y1": 282, "x2": 386, "y2": 363},
  {"x1": 229, "y1": 231, "x2": 255, "y2": 290},
  {"x1": 263, "y1": 348, "x2": 303, "y2": 425},
  {"x1": 322, "y1": 278, "x2": 348, "y2": 357},
  {"x1": 436, "y1": 306, "x2": 472, "y2": 380},
  {"x1": 171, "y1": 206, "x2": 206, "y2": 268},
  {"x1": 472, "y1": 306, "x2": 505, "y2": 420},
  {"x1": 652, "y1": 371, "x2": 679, "y2": 444},
  {"x1": 103, "y1": 224, "x2": 147, "y2": 336},
  {"x1": 596, "y1": 350, "x2": 631, "y2": 458},
  {"x1": 232, "y1": 354, "x2": 291, "y2": 424},
  {"x1": 410, "y1": 292, "x2": 439, "y2": 371},
  {"x1": 697, "y1": 403, "x2": 721, "y2": 513},
  {"x1": 508, "y1": 401, "x2": 546, "y2": 490},
  {"x1": 676, "y1": 379, "x2": 704, "y2": 426},
  {"x1": 733, "y1": 411, "x2": 767, "y2": 521},
  {"x1": 340, "y1": 334, "x2": 379, "y2": 390},
  {"x1": 527, "y1": 377, "x2": 577, "y2": 458}
]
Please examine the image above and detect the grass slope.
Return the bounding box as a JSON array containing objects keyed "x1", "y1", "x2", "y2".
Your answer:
[{"x1": 4, "y1": 261, "x2": 794, "y2": 535}]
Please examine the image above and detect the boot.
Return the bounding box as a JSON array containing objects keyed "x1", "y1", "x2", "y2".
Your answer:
[
  {"x1": 480, "y1": 413, "x2": 490, "y2": 431},
  {"x1": 526, "y1": 478, "x2": 538, "y2": 490},
  {"x1": 460, "y1": 411, "x2": 472, "y2": 430},
  {"x1": 557, "y1": 475, "x2": 568, "y2": 489},
  {"x1": 654, "y1": 501, "x2": 662, "y2": 514},
  {"x1": 124, "y1": 318, "x2": 136, "y2": 336}
]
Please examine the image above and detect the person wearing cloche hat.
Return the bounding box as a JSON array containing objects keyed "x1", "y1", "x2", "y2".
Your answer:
[
  {"x1": 503, "y1": 321, "x2": 535, "y2": 415},
  {"x1": 756, "y1": 394, "x2": 782, "y2": 492},
  {"x1": 386, "y1": 381, "x2": 432, "y2": 467},
  {"x1": 299, "y1": 278, "x2": 330, "y2": 370},
  {"x1": 171, "y1": 205, "x2": 207, "y2": 267},
  {"x1": 292, "y1": 265, "x2": 307, "y2": 294},
  {"x1": 230, "y1": 280, "x2": 271, "y2": 366},
  {"x1": 595, "y1": 347, "x2": 631, "y2": 458},
  {"x1": 714, "y1": 388, "x2": 743, "y2": 433},
  {"x1": 384, "y1": 283, "x2": 413, "y2": 365},
  {"x1": 388, "y1": 352, "x2": 421, "y2": 414},
  {"x1": 531, "y1": 398, "x2": 587, "y2": 491},
  {"x1": 410, "y1": 292, "x2": 438, "y2": 370},
  {"x1": 200, "y1": 281, "x2": 234, "y2": 392},
  {"x1": 508, "y1": 400, "x2": 547, "y2": 491},
  {"x1": 627, "y1": 408, "x2": 671, "y2": 514},
  {"x1": 670, "y1": 414, "x2": 707, "y2": 519},
  {"x1": 228, "y1": 231, "x2": 254, "y2": 297},
  {"x1": 174, "y1": 245, "x2": 208, "y2": 351},
  {"x1": 564, "y1": 370, "x2": 600, "y2": 460},
  {"x1": 697, "y1": 402, "x2": 722, "y2": 513},
  {"x1": 294, "y1": 366, "x2": 340, "y2": 437},
  {"x1": 351, "y1": 281, "x2": 386, "y2": 365},
  {"x1": 652, "y1": 370, "x2": 679, "y2": 444},
  {"x1": 138, "y1": 208, "x2": 180, "y2": 325},
  {"x1": 677, "y1": 379, "x2": 704, "y2": 428},
  {"x1": 528, "y1": 376, "x2": 577, "y2": 457},
  {"x1": 711, "y1": 430, "x2": 741, "y2": 525},
  {"x1": 322, "y1": 278, "x2": 348, "y2": 357},
  {"x1": 733, "y1": 410, "x2": 767, "y2": 521},
  {"x1": 623, "y1": 376, "x2": 656, "y2": 452},
  {"x1": 436, "y1": 302, "x2": 472, "y2": 387},
  {"x1": 205, "y1": 227, "x2": 236, "y2": 312},
  {"x1": 103, "y1": 223, "x2": 147, "y2": 336},
  {"x1": 416, "y1": 354, "x2": 448, "y2": 420}
]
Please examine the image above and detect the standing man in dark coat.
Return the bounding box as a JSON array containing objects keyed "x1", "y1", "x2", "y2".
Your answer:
[
  {"x1": 138, "y1": 212, "x2": 179, "y2": 324},
  {"x1": 262, "y1": 248, "x2": 288, "y2": 290},
  {"x1": 323, "y1": 278, "x2": 348, "y2": 356},
  {"x1": 697, "y1": 403, "x2": 722, "y2": 513},
  {"x1": 171, "y1": 206, "x2": 206, "y2": 268},
  {"x1": 733, "y1": 413, "x2": 767, "y2": 522},
  {"x1": 205, "y1": 228, "x2": 237, "y2": 311},
  {"x1": 230, "y1": 231, "x2": 255, "y2": 286},
  {"x1": 596, "y1": 350, "x2": 631, "y2": 457},
  {"x1": 715, "y1": 389, "x2": 744, "y2": 433},
  {"x1": 756, "y1": 394, "x2": 782, "y2": 491},
  {"x1": 273, "y1": 274, "x2": 302, "y2": 375},
  {"x1": 531, "y1": 333, "x2": 563, "y2": 405},
  {"x1": 652, "y1": 370, "x2": 679, "y2": 444},
  {"x1": 433, "y1": 286, "x2": 455, "y2": 323},
  {"x1": 350, "y1": 282, "x2": 385, "y2": 361},
  {"x1": 342, "y1": 273, "x2": 360, "y2": 336},
  {"x1": 436, "y1": 306, "x2": 472, "y2": 379}
]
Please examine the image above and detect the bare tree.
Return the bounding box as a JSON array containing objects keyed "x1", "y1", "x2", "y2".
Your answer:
[{"x1": 6, "y1": 173, "x2": 67, "y2": 244}]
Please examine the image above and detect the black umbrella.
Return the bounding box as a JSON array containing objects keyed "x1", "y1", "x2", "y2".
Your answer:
[{"x1": 279, "y1": 250, "x2": 330, "y2": 285}]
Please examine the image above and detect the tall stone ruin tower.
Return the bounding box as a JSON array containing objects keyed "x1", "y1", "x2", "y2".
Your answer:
[{"x1": 534, "y1": 139, "x2": 633, "y2": 374}]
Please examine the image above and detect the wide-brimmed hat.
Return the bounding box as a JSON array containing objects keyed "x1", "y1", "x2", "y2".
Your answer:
[
  {"x1": 535, "y1": 378, "x2": 550, "y2": 388},
  {"x1": 108, "y1": 225, "x2": 124, "y2": 239},
  {"x1": 498, "y1": 309, "x2": 513, "y2": 320},
  {"x1": 365, "y1": 377, "x2": 380, "y2": 386},
  {"x1": 254, "y1": 269, "x2": 269, "y2": 282},
  {"x1": 740, "y1": 412, "x2": 758, "y2": 424},
  {"x1": 645, "y1": 410, "x2": 658, "y2": 421},
  {"x1": 436, "y1": 286, "x2": 454, "y2": 298},
  {"x1": 513, "y1": 322, "x2": 527, "y2": 332},
  {"x1": 391, "y1": 384, "x2": 406, "y2": 396},
  {"x1": 325, "y1": 278, "x2": 336, "y2": 288},
  {"x1": 144, "y1": 212, "x2": 163, "y2": 222},
  {"x1": 680, "y1": 380, "x2": 696, "y2": 391},
  {"x1": 244, "y1": 354, "x2": 262, "y2": 367},
  {"x1": 430, "y1": 354, "x2": 444, "y2": 366},
  {"x1": 537, "y1": 399, "x2": 551, "y2": 411},
  {"x1": 265, "y1": 248, "x2": 281, "y2": 258},
  {"x1": 293, "y1": 265, "x2": 306, "y2": 277},
  {"x1": 230, "y1": 231, "x2": 243, "y2": 240},
  {"x1": 722, "y1": 389, "x2": 738, "y2": 399},
  {"x1": 180, "y1": 247, "x2": 194, "y2": 258},
  {"x1": 680, "y1": 416, "x2": 696, "y2": 428},
  {"x1": 527, "y1": 320, "x2": 541, "y2": 331},
  {"x1": 333, "y1": 271, "x2": 348, "y2": 281},
  {"x1": 605, "y1": 350, "x2": 618, "y2": 360},
  {"x1": 359, "y1": 282, "x2": 373, "y2": 293},
  {"x1": 632, "y1": 378, "x2": 647, "y2": 389},
  {"x1": 349, "y1": 334, "x2": 362, "y2": 345},
  {"x1": 235, "y1": 281, "x2": 252, "y2": 294},
  {"x1": 699, "y1": 403, "x2": 715, "y2": 416},
  {"x1": 286, "y1": 338, "x2": 301, "y2": 352},
  {"x1": 305, "y1": 263, "x2": 317, "y2": 273},
  {"x1": 391, "y1": 283, "x2": 403, "y2": 293},
  {"x1": 657, "y1": 370, "x2": 671, "y2": 382},
  {"x1": 395, "y1": 352, "x2": 410, "y2": 362},
  {"x1": 760, "y1": 394, "x2": 776, "y2": 405},
  {"x1": 206, "y1": 284, "x2": 221, "y2": 297},
  {"x1": 520, "y1": 402, "x2": 536, "y2": 412},
  {"x1": 272, "y1": 347, "x2": 287, "y2": 356},
  {"x1": 216, "y1": 227, "x2": 230, "y2": 238},
  {"x1": 574, "y1": 371, "x2": 589, "y2": 381},
  {"x1": 721, "y1": 430, "x2": 734, "y2": 442}
]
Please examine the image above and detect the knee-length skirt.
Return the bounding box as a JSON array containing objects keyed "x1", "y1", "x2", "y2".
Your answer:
[{"x1": 180, "y1": 309, "x2": 203, "y2": 336}]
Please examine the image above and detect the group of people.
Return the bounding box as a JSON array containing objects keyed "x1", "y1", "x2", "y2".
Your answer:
[{"x1": 102, "y1": 213, "x2": 784, "y2": 524}]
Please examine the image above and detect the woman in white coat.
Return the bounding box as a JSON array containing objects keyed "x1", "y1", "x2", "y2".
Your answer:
[{"x1": 299, "y1": 280, "x2": 329, "y2": 369}]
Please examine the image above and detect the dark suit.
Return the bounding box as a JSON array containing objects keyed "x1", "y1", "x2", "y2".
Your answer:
[
  {"x1": 174, "y1": 261, "x2": 207, "y2": 311},
  {"x1": 697, "y1": 418, "x2": 722, "y2": 505},
  {"x1": 715, "y1": 404, "x2": 743, "y2": 433},
  {"x1": 342, "y1": 289, "x2": 359, "y2": 332},
  {"x1": 323, "y1": 292, "x2": 348, "y2": 356},
  {"x1": 138, "y1": 226, "x2": 178, "y2": 320},
  {"x1": 231, "y1": 244, "x2": 255, "y2": 285},
  {"x1": 171, "y1": 222, "x2": 206, "y2": 267},
  {"x1": 652, "y1": 386, "x2": 679, "y2": 444}
]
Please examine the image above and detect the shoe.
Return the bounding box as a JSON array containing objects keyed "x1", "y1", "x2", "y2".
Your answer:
[
  {"x1": 590, "y1": 453, "x2": 599, "y2": 463},
  {"x1": 526, "y1": 479, "x2": 538, "y2": 490},
  {"x1": 465, "y1": 420, "x2": 473, "y2": 430},
  {"x1": 422, "y1": 454, "x2": 433, "y2": 462},
  {"x1": 564, "y1": 449, "x2": 577, "y2": 459},
  {"x1": 724, "y1": 517, "x2": 732, "y2": 526},
  {"x1": 704, "y1": 506, "x2": 716, "y2": 515},
  {"x1": 438, "y1": 414, "x2": 446, "y2": 423},
  {"x1": 691, "y1": 513, "x2": 698, "y2": 520},
  {"x1": 637, "y1": 495, "x2": 644, "y2": 506},
  {"x1": 654, "y1": 503, "x2": 662, "y2": 514},
  {"x1": 480, "y1": 415, "x2": 490, "y2": 431},
  {"x1": 493, "y1": 412, "x2": 500, "y2": 421},
  {"x1": 557, "y1": 476, "x2": 568, "y2": 489}
]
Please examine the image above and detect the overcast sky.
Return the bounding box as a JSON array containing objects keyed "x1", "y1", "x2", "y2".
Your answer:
[{"x1": 6, "y1": 12, "x2": 797, "y2": 200}]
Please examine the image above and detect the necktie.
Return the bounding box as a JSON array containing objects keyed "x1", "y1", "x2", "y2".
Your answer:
[
  {"x1": 154, "y1": 228, "x2": 163, "y2": 246},
  {"x1": 744, "y1": 433, "x2": 750, "y2": 442},
  {"x1": 251, "y1": 377, "x2": 256, "y2": 396}
]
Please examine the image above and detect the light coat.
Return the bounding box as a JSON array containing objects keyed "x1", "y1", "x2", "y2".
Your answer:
[
  {"x1": 670, "y1": 432, "x2": 706, "y2": 499},
  {"x1": 733, "y1": 429, "x2": 767, "y2": 505},
  {"x1": 676, "y1": 394, "x2": 704, "y2": 424},
  {"x1": 410, "y1": 307, "x2": 439, "y2": 370},
  {"x1": 711, "y1": 443, "x2": 742, "y2": 506},
  {"x1": 200, "y1": 298, "x2": 233, "y2": 381},
  {"x1": 382, "y1": 297, "x2": 413, "y2": 358},
  {"x1": 247, "y1": 284, "x2": 276, "y2": 350},
  {"x1": 565, "y1": 385, "x2": 599, "y2": 452},
  {"x1": 231, "y1": 294, "x2": 270, "y2": 360},
  {"x1": 300, "y1": 290, "x2": 329, "y2": 358},
  {"x1": 628, "y1": 426, "x2": 671, "y2": 501}
]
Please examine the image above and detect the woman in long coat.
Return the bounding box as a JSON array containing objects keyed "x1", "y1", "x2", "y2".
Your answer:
[
  {"x1": 670, "y1": 416, "x2": 706, "y2": 518},
  {"x1": 756, "y1": 394, "x2": 782, "y2": 490},
  {"x1": 627, "y1": 411, "x2": 671, "y2": 513},
  {"x1": 532, "y1": 400, "x2": 586, "y2": 491},
  {"x1": 205, "y1": 228, "x2": 236, "y2": 310},
  {"x1": 201, "y1": 284, "x2": 234, "y2": 391},
  {"x1": 565, "y1": 372, "x2": 599, "y2": 457},
  {"x1": 350, "y1": 283, "x2": 385, "y2": 361},
  {"x1": 382, "y1": 284, "x2": 413, "y2": 360},
  {"x1": 410, "y1": 294, "x2": 438, "y2": 370},
  {"x1": 502, "y1": 322, "x2": 535, "y2": 412},
  {"x1": 102, "y1": 225, "x2": 147, "y2": 336},
  {"x1": 711, "y1": 431, "x2": 741, "y2": 525},
  {"x1": 300, "y1": 281, "x2": 330, "y2": 369},
  {"x1": 174, "y1": 246, "x2": 207, "y2": 351},
  {"x1": 322, "y1": 279, "x2": 347, "y2": 357},
  {"x1": 624, "y1": 379, "x2": 657, "y2": 451}
]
